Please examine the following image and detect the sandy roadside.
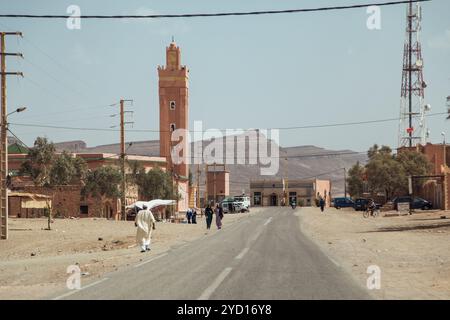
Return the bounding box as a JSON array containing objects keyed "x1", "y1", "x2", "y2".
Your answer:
[
  {"x1": 298, "y1": 207, "x2": 450, "y2": 300},
  {"x1": 0, "y1": 209, "x2": 262, "y2": 300}
]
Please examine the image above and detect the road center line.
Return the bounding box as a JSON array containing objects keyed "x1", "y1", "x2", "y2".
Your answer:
[
  {"x1": 235, "y1": 247, "x2": 249, "y2": 260},
  {"x1": 264, "y1": 217, "x2": 273, "y2": 226},
  {"x1": 134, "y1": 252, "x2": 168, "y2": 268},
  {"x1": 198, "y1": 267, "x2": 233, "y2": 300},
  {"x1": 52, "y1": 277, "x2": 109, "y2": 300}
]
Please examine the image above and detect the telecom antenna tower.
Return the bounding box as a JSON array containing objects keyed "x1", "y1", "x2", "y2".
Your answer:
[{"x1": 398, "y1": 2, "x2": 430, "y2": 148}]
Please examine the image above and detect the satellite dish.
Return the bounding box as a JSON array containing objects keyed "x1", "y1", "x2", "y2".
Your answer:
[
  {"x1": 424, "y1": 104, "x2": 431, "y2": 111},
  {"x1": 416, "y1": 60, "x2": 423, "y2": 67}
]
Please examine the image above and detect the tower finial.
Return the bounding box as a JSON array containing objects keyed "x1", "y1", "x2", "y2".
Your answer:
[{"x1": 171, "y1": 35, "x2": 174, "y2": 43}]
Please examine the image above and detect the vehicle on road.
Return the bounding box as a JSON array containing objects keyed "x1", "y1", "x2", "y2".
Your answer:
[
  {"x1": 332, "y1": 197, "x2": 354, "y2": 209},
  {"x1": 221, "y1": 196, "x2": 250, "y2": 213},
  {"x1": 392, "y1": 196, "x2": 433, "y2": 211},
  {"x1": 354, "y1": 198, "x2": 381, "y2": 211},
  {"x1": 233, "y1": 195, "x2": 250, "y2": 212}
]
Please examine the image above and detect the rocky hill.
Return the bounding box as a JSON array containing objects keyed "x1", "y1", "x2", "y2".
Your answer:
[{"x1": 55, "y1": 135, "x2": 367, "y2": 197}]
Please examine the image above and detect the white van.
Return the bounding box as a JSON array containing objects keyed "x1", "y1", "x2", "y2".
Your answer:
[{"x1": 233, "y1": 196, "x2": 250, "y2": 212}]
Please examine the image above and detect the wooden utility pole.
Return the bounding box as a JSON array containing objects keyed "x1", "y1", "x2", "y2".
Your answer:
[
  {"x1": 120, "y1": 99, "x2": 126, "y2": 221},
  {"x1": 1, "y1": 31, "x2": 23, "y2": 240},
  {"x1": 114, "y1": 99, "x2": 133, "y2": 221}
]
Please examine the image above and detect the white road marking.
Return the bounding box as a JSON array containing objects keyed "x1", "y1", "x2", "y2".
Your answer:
[
  {"x1": 52, "y1": 278, "x2": 109, "y2": 300},
  {"x1": 250, "y1": 228, "x2": 263, "y2": 243},
  {"x1": 235, "y1": 247, "x2": 249, "y2": 260},
  {"x1": 264, "y1": 217, "x2": 273, "y2": 226},
  {"x1": 134, "y1": 253, "x2": 168, "y2": 268},
  {"x1": 198, "y1": 267, "x2": 233, "y2": 300}
]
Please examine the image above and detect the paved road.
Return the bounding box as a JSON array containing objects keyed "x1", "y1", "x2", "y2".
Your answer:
[{"x1": 53, "y1": 207, "x2": 371, "y2": 300}]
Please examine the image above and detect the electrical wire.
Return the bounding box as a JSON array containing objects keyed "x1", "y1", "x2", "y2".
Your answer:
[
  {"x1": 9, "y1": 111, "x2": 447, "y2": 134},
  {"x1": 0, "y1": 1, "x2": 431, "y2": 19}
]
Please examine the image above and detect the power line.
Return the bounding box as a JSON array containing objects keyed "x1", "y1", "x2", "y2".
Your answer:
[
  {"x1": 0, "y1": 1, "x2": 431, "y2": 19},
  {"x1": 9, "y1": 111, "x2": 448, "y2": 133}
]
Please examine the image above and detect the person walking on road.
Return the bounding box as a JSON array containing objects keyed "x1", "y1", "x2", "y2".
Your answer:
[
  {"x1": 192, "y1": 208, "x2": 197, "y2": 224},
  {"x1": 205, "y1": 204, "x2": 214, "y2": 232},
  {"x1": 186, "y1": 208, "x2": 193, "y2": 224},
  {"x1": 135, "y1": 205, "x2": 157, "y2": 253},
  {"x1": 319, "y1": 197, "x2": 325, "y2": 213},
  {"x1": 215, "y1": 204, "x2": 224, "y2": 230}
]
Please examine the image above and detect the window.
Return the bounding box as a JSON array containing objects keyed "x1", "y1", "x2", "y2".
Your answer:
[
  {"x1": 169, "y1": 101, "x2": 176, "y2": 110},
  {"x1": 170, "y1": 123, "x2": 176, "y2": 132}
]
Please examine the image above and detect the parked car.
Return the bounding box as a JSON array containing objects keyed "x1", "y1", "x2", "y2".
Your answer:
[
  {"x1": 392, "y1": 196, "x2": 433, "y2": 210},
  {"x1": 221, "y1": 197, "x2": 236, "y2": 213},
  {"x1": 233, "y1": 196, "x2": 250, "y2": 212},
  {"x1": 353, "y1": 198, "x2": 381, "y2": 211},
  {"x1": 332, "y1": 197, "x2": 355, "y2": 209}
]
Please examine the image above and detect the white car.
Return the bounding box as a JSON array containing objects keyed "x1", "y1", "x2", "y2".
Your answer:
[{"x1": 233, "y1": 196, "x2": 250, "y2": 212}]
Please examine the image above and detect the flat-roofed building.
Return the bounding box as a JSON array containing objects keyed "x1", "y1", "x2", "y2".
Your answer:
[{"x1": 250, "y1": 178, "x2": 331, "y2": 207}]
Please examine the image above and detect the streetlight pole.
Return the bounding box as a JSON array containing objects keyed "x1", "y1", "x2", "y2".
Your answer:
[{"x1": 344, "y1": 168, "x2": 347, "y2": 199}]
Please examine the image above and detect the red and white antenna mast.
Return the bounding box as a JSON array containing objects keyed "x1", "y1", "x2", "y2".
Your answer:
[{"x1": 399, "y1": 2, "x2": 430, "y2": 148}]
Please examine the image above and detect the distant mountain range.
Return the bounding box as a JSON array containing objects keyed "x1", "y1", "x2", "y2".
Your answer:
[{"x1": 54, "y1": 135, "x2": 367, "y2": 197}]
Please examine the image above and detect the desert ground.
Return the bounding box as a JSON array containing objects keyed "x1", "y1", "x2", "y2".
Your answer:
[
  {"x1": 0, "y1": 211, "x2": 259, "y2": 300},
  {"x1": 299, "y1": 207, "x2": 450, "y2": 299},
  {"x1": 1, "y1": 206, "x2": 449, "y2": 300}
]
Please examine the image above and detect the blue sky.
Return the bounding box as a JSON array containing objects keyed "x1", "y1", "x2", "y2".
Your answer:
[{"x1": 1, "y1": 0, "x2": 449, "y2": 152}]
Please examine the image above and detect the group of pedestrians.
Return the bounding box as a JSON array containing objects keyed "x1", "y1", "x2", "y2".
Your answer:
[
  {"x1": 186, "y1": 207, "x2": 197, "y2": 224},
  {"x1": 134, "y1": 201, "x2": 225, "y2": 253},
  {"x1": 204, "y1": 203, "x2": 224, "y2": 232}
]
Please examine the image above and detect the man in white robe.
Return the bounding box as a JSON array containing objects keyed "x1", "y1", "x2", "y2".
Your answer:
[{"x1": 135, "y1": 205, "x2": 157, "y2": 252}]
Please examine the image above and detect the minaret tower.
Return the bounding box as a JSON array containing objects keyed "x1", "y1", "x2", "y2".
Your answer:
[{"x1": 158, "y1": 40, "x2": 189, "y2": 179}]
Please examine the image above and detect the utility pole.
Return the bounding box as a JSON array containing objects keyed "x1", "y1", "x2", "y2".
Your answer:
[
  {"x1": 344, "y1": 168, "x2": 347, "y2": 199},
  {"x1": 1, "y1": 31, "x2": 23, "y2": 240},
  {"x1": 213, "y1": 162, "x2": 216, "y2": 205},
  {"x1": 112, "y1": 99, "x2": 133, "y2": 221}
]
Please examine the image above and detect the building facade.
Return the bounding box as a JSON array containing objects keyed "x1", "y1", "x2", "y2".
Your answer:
[
  {"x1": 399, "y1": 143, "x2": 449, "y2": 210},
  {"x1": 250, "y1": 178, "x2": 331, "y2": 207},
  {"x1": 8, "y1": 152, "x2": 167, "y2": 219}
]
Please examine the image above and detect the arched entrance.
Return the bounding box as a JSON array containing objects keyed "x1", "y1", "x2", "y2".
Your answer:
[{"x1": 270, "y1": 194, "x2": 278, "y2": 206}]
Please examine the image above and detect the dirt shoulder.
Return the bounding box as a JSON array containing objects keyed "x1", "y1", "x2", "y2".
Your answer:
[
  {"x1": 299, "y1": 207, "x2": 450, "y2": 300},
  {"x1": 0, "y1": 210, "x2": 260, "y2": 300}
]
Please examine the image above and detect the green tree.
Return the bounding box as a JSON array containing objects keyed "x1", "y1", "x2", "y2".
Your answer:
[
  {"x1": 347, "y1": 161, "x2": 365, "y2": 198},
  {"x1": 364, "y1": 145, "x2": 431, "y2": 200},
  {"x1": 395, "y1": 150, "x2": 431, "y2": 192},
  {"x1": 135, "y1": 168, "x2": 179, "y2": 201},
  {"x1": 82, "y1": 166, "x2": 122, "y2": 217},
  {"x1": 49, "y1": 151, "x2": 87, "y2": 185},
  {"x1": 20, "y1": 137, "x2": 56, "y2": 187}
]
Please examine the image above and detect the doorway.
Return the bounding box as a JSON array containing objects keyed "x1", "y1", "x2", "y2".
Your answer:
[{"x1": 270, "y1": 194, "x2": 278, "y2": 206}]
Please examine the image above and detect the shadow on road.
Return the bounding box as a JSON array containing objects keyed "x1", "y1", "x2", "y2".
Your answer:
[{"x1": 362, "y1": 221, "x2": 450, "y2": 233}]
